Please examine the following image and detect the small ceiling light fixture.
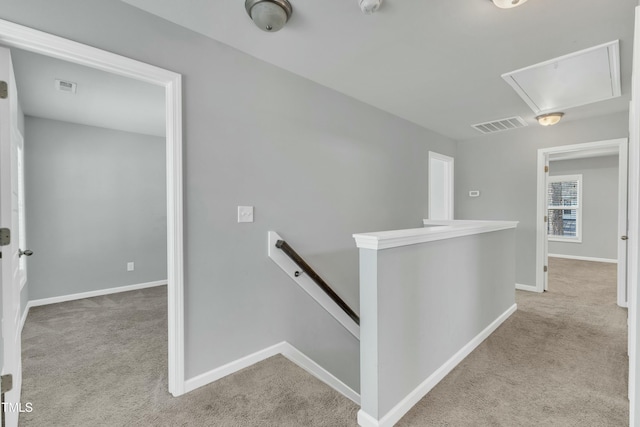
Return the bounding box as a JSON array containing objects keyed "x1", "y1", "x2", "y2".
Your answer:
[
  {"x1": 492, "y1": 0, "x2": 528, "y2": 9},
  {"x1": 245, "y1": 0, "x2": 292, "y2": 32},
  {"x1": 536, "y1": 112, "x2": 564, "y2": 126},
  {"x1": 359, "y1": 0, "x2": 382, "y2": 14}
]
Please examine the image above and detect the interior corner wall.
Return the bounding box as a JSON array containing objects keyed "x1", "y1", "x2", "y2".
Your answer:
[
  {"x1": 455, "y1": 111, "x2": 628, "y2": 288},
  {"x1": 548, "y1": 155, "x2": 619, "y2": 260},
  {"x1": 24, "y1": 116, "x2": 167, "y2": 300},
  {"x1": 1, "y1": 0, "x2": 457, "y2": 393}
]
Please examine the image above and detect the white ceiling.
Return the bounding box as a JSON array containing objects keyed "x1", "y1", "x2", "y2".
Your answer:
[
  {"x1": 122, "y1": 0, "x2": 637, "y2": 141},
  {"x1": 11, "y1": 48, "x2": 165, "y2": 137}
]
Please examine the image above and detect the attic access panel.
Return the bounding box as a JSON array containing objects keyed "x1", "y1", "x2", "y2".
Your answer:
[{"x1": 502, "y1": 41, "x2": 621, "y2": 114}]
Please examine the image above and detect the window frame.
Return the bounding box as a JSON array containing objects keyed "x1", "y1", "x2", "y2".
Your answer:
[{"x1": 547, "y1": 174, "x2": 583, "y2": 243}]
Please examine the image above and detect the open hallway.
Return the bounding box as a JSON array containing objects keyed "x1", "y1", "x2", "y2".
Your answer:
[
  {"x1": 398, "y1": 258, "x2": 628, "y2": 426},
  {"x1": 20, "y1": 257, "x2": 627, "y2": 426}
]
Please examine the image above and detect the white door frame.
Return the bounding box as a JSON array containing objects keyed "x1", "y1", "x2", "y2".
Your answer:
[
  {"x1": 0, "y1": 46, "x2": 24, "y2": 427},
  {"x1": 628, "y1": 8, "x2": 640, "y2": 424},
  {"x1": 535, "y1": 139, "x2": 628, "y2": 305},
  {"x1": 0, "y1": 20, "x2": 186, "y2": 396},
  {"x1": 428, "y1": 151, "x2": 454, "y2": 220}
]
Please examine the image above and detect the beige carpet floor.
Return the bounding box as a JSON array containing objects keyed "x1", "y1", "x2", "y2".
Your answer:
[
  {"x1": 397, "y1": 258, "x2": 628, "y2": 426},
  {"x1": 20, "y1": 258, "x2": 628, "y2": 426}
]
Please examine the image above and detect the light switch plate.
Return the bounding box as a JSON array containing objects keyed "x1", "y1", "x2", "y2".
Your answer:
[
  {"x1": 238, "y1": 206, "x2": 254, "y2": 223},
  {"x1": 469, "y1": 190, "x2": 480, "y2": 197}
]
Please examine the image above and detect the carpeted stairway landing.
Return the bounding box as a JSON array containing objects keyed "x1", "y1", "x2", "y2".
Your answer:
[
  {"x1": 20, "y1": 286, "x2": 358, "y2": 426},
  {"x1": 21, "y1": 257, "x2": 628, "y2": 426}
]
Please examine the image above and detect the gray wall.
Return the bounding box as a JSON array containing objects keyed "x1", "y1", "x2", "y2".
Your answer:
[
  {"x1": 548, "y1": 155, "x2": 619, "y2": 260},
  {"x1": 24, "y1": 116, "x2": 167, "y2": 300},
  {"x1": 456, "y1": 112, "x2": 628, "y2": 287},
  {"x1": 1, "y1": 0, "x2": 457, "y2": 390},
  {"x1": 359, "y1": 229, "x2": 516, "y2": 419}
]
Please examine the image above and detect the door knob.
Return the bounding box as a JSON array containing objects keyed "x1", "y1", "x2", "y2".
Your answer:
[
  {"x1": 621, "y1": 236, "x2": 629, "y2": 241},
  {"x1": 18, "y1": 249, "x2": 33, "y2": 257}
]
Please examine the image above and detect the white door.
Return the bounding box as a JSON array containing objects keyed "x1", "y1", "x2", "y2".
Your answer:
[
  {"x1": 618, "y1": 142, "x2": 629, "y2": 308},
  {"x1": 428, "y1": 152, "x2": 454, "y2": 220},
  {"x1": 0, "y1": 45, "x2": 24, "y2": 427},
  {"x1": 543, "y1": 156, "x2": 549, "y2": 292}
]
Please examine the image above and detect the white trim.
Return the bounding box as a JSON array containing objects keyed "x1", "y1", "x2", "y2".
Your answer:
[
  {"x1": 280, "y1": 343, "x2": 360, "y2": 404},
  {"x1": 0, "y1": 19, "x2": 186, "y2": 397},
  {"x1": 268, "y1": 231, "x2": 360, "y2": 339},
  {"x1": 354, "y1": 220, "x2": 518, "y2": 250},
  {"x1": 184, "y1": 342, "x2": 286, "y2": 393},
  {"x1": 184, "y1": 341, "x2": 361, "y2": 405},
  {"x1": 357, "y1": 410, "x2": 379, "y2": 427},
  {"x1": 27, "y1": 280, "x2": 167, "y2": 307},
  {"x1": 536, "y1": 150, "x2": 548, "y2": 293},
  {"x1": 541, "y1": 139, "x2": 628, "y2": 159},
  {"x1": 428, "y1": 151, "x2": 454, "y2": 220},
  {"x1": 617, "y1": 140, "x2": 629, "y2": 308},
  {"x1": 515, "y1": 283, "x2": 540, "y2": 292},
  {"x1": 630, "y1": 10, "x2": 640, "y2": 423},
  {"x1": 549, "y1": 145, "x2": 620, "y2": 161},
  {"x1": 547, "y1": 237, "x2": 583, "y2": 243},
  {"x1": 357, "y1": 304, "x2": 517, "y2": 427},
  {"x1": 548, "y1": 254, "x2": 618, "y2": 264},
  {"x1": 536, "y1": 138, "x2": 628, "y2": 296},
  {"x1": 19, "y1": 305, "x2": 29, "y2": 333},
  {"x1": 501, "y1": 40, "x2": 621, "y2": 114}
]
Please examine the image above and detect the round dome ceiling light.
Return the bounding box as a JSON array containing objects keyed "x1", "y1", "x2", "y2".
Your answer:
[
  {"x1": 492, "y1": 0, "x2": 529, "y2": 9},
  {"x1": 536, "y1": 112, "x2": 564, "y2": 126},
  {"x1": 245, "y1": 0, "x2": 293, "y2": 32},
  {"x1": 359, "y1": 0, "x2": 382, "y2": 14}
]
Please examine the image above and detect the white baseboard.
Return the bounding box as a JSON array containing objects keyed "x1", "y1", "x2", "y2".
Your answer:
[
  {"x1": 28, "y1": 280, "x2": 167, "y2": 307},
  {"x1": 184, "y1": 341, "x2": 361, "y2": 405},
  {"x1": 548, "y1": 253, "x2": 617, "y2": 264},
  {"x1": 357, "y1": 410, "x2": 379, "y2": 427},
  {"x1": 358, "y1": 303, "x2": 518, "y2": 427},
  {"x1": 516, "y1": 283, "x2": 541, "y2": 293},
  {"x1": 184, "y1": 342, "x2": 286, "y2": 393},
  {"x1": 280, "y1": 342, "x2": 360, "y2": 404}
]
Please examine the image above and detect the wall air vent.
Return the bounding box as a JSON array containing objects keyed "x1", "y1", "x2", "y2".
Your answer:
[
  {"x1": 54, "y1": 79, "x2": 77, "y2": 94},
  {"x1": 471, "y1": 116, "x2": 528, "y2": 134}
]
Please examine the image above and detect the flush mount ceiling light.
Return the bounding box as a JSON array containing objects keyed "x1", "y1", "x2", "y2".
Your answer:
[
  {"x1": 359, "y1": 0, "x2": 382, "y2": 14},
  {"x1": 245, "y1": 0, "x2": 292, "y2": 32},
  {"x1": 536, "y1": 112, "x2": 564, "y2": 126},
  {"x1": 492, "y1": 0, "x2": 528, "y2": 8}
]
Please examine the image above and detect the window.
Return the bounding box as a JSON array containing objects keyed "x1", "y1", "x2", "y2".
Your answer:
[{"x1": 547, "y1": 174, "x2": 582, "y2": 242}]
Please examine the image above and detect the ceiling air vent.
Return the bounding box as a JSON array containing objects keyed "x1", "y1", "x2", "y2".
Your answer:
[
  {"x1": 471, "y1": 116, "x2": 527, "y2": 134},
  {"x1": 54, "y1": 79, "x2": 77, "y2": 94}
]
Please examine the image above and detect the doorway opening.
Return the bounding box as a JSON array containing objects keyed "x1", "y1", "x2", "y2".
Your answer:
[
  {"x1": 428, "y1": 151, "x2": 454, "y2": 220},
  {"x1": 535, "y1": 139, "x2": 628, "y2": 307},
  {"x1": 0, "y1": 18, "x2": 185, "y2": 411}
]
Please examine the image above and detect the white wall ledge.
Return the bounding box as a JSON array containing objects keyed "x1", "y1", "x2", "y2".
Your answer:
[{"x1": 353, "y1": 220, "x2": 518, "y2": 250}]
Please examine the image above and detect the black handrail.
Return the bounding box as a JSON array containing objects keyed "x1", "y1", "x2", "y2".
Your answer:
[{"x1": 275, "y1": 239, "x2": 360, "y2": 325}]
